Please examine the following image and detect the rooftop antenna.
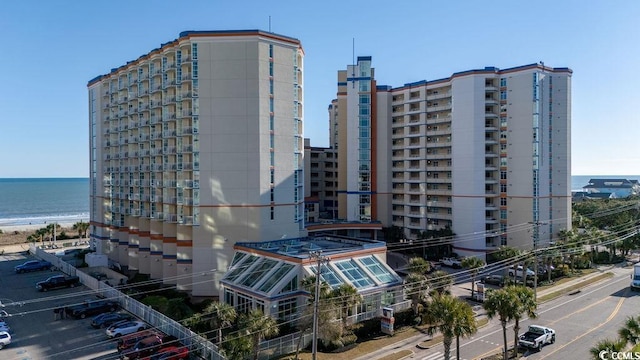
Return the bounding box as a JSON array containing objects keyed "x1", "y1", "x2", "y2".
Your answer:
[
  {"x1": 352, "y1": 37, "x2": 355, "y2": 66},
  {"x1": 269, "y1": 16, "x2": 272, "y2": 32}
]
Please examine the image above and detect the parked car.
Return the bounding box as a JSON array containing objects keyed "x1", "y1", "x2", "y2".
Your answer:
[
  {"x1": 519, "y1": 325, "x2": 555, "y2": 351},
  {"x1": 121, "y1": 334, "x2": 179, "y2": 360},
  {"x1": 481, "y1": 274, "x2": 504, "y2": 286},
  {"x1": 91, "y1": 312, "x2": 133, "y2": 328},
  {"x1": 117, "y1": 330, "x2": 160, "y2": 353},
  {"x1": 507, "y1": 265, "x2": 535, "y2": 278},
  {"x1": 440, "y1": 257, "x2": 462, "y2": 268},
  {"x1": 15, "y1": 260, "x2": 52, "y2": 273},
  {"x1": 66, "y1": 299, "x2": 119, "y2": 319},
  {"x1": 0, "y1": 331, "x2": 11, "y2": 350},
  {"x1": 106, "y1": 320, "x2": 147, "y2": 338},
  {"x1": 35, "y1": 275, "x2": 80, "y2": 292},
  {"x1": 145, "y1": 345, "x2": 189, "y2": 360}
]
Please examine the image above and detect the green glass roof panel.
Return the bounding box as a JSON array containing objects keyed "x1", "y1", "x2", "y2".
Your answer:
[
  {"x1": 239, "y1": 258, "x2": 278, "y2": 288},
  {"x1": 334, "y1": 260, "x2": 374, "y2": 289},
  {"x1": 258, "y1": 263, "x2": 295, "y2": 293},
  {"x1": 230, "y1": 252, "x2": 247, "y2": 266},
  {"x1": 223, "y1": 254, "x2": 259, "y2": 282},
  {"x1": 310, "y1": 265, "x2": 343, "y2": 288},
  {"x1": 359, "y1": 256, "x2": 395, "y2": 284}
]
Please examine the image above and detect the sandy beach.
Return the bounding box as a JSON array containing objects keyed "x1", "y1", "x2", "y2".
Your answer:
[{"x1": 0, "y1": 222, "x2": 81, "y2": 247}]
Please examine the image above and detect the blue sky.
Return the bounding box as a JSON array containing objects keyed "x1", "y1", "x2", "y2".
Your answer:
[{"x1": 1, "y1": 0, "x2": 638, "y2": 177}]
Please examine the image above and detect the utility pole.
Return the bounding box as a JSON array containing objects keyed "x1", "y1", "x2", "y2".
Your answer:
[{"x1": 309, "y1": 250, "x2": 329, "y2": 360}]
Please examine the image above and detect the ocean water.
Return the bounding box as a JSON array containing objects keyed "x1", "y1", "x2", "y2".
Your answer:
[
  {"x1": 0, "y1": 176, "x2": 637, "y2": 227},
  {"x1": 0, "y1": 178, "x2": 89, "y2": 226}
]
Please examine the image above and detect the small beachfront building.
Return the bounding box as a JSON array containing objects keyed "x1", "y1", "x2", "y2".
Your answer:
[
  {"x1": 582, "y1": 179, "x2": 640, "y2": 198},
  {"x1": 219, "y1": 235, "x2": 408, "y2": 323}
]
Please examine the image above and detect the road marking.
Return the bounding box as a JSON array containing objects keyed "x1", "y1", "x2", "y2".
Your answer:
[
  {"x1": 539, "y1": 295, "x2": 626, "y2": 359},
  {"x1": 421, "y1": 351, "x2": 467, "y2": 360}
]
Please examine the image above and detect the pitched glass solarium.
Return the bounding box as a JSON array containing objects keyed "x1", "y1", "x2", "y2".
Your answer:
[
  {"x1": 221, "y1": 252, "x2": 298, "y2": 297},
  {"x1": 359, "y1": 256, "x2": 395, "y2": 284}
]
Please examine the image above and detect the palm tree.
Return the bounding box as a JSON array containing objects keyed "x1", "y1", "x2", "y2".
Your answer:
[
  {"x1": 301, "y1": 275, "x2": 331, "y2": 303},
  {"x1": 619, "y1": 315, "x2": 640, "y2": 347},
  {"x1": 331, "y1": 283, "x2": 362, "y2": 327},
  {"x1": 220, "y1": 332, "x2": 253, "y2": 360},
  {"x1": 239, "y1": 309, "x2": 279, "y2": 360},
  {"x1": 35, "y1": 228, "x2": 47, "y2": 245},
  {"x1": 452, "y1": 299, "x2": 477, "y2": 360},
  {"x1": 589, "y1": 338, "x2": 625, "y2": 360},
  {"x1": 73, "y1": 221, "x2": 90, "y2": 240},
  {"x1": 405, "y1": 272, "x2": 429, "y2": 315},
  {"x1": 408, "y1": 257, "x2": 431, "y2": 275},
  {"x1": 483, "y1": 288, "x2": 519, "y2": 360},
  {"x1": 461, "y1": 256, "x2": 485, "y2": 299},
  {"x1": 204, "y1": 301, "x2": 237, "y2": 345},
  {"x1": 423, "y1": 293, "x2": 477, "y2": 360},
  {"x1": 508, "y1": 285, "x2": 538, "y2": 357}
]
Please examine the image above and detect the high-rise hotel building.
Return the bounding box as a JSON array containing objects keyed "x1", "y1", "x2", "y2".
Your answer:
[
  {"x1": 88, "y1": 30, "x2": 305, "y2": 296},
  {"x1": 333, "y1": 57, "x2": 571, "y2": 258}
]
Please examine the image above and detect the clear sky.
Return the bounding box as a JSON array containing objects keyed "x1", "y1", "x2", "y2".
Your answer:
[{"x1": 1, "y1": 0, "x2": 638, "y2": 177}]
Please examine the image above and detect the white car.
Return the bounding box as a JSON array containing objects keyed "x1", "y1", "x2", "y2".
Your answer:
[
  {"x1": 105, "y1": 320, "x2": 146, "y2": 338},
  {"x1": 0, "y1": 331, "x2": 11, "y2": 349}
]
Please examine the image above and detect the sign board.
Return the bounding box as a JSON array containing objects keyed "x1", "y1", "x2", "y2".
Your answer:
[{"x1": 381, "y1": 307, "x2": 395, "y2": 335}]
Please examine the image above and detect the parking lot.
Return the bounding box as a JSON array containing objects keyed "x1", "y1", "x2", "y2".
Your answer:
[{"x1": 0, "y1": 250, "x2": 126, "y2": 360}]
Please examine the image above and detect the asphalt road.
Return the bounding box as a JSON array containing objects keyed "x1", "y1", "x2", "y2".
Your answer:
[
  {"x1": 415, "y1": 266, "x2": 636, "y2": 360},
  {"x1": 0, "y1": 251, "x2": 123, "y2": 360}
]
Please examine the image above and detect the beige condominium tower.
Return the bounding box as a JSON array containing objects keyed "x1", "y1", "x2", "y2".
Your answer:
[
  {"x1": 332, "y1": 57, "x2": 571, "y2": 260},
  {"x1": 88, "y1": 30, "x2": 305, "y2": 296}
]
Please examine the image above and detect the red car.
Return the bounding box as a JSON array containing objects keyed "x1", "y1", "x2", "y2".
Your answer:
[{"x1": 144, "y1": 346, "x2": 188, "y2": 360}]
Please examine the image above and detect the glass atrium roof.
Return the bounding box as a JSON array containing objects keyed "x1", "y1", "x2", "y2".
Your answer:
[{"x1": 221, "y1": 236, "x2": 402, "y2": 298}]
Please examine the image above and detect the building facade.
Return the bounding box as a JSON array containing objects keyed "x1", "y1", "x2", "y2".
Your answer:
[
  {"x1": 88, "y1": 30, "x2": 305, "y2": 296},
  {"x1": 330, "y1": 58, "x2": 572, "y2": 259}
]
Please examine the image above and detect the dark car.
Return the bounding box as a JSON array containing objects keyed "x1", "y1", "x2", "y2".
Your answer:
[
  {"x1": 91, "y1": 312, "x2": 133, "y2": 328},
  {"x1": 117, "y1": 330, "x2": 160, "y2": 353},
  {"x1": 66, "y1": 299, "x2": 119, "y2": 319},
  {"x1": 121, "y1": 334, "x2": 178, "y2": 360},
  {"x1": 481, "y1": 274, "x2": 504, "y2": 286},
  {"x1": 15, "y1": 260, "x2": 52, "y2": 273}
]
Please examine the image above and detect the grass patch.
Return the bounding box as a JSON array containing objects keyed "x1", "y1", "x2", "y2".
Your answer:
[
  {"x1": 377, "y1": 349, "x2": 413, "y2": 360},
  {"x1": 538, "y1": 272, "x2": 613, "y2": 302}
]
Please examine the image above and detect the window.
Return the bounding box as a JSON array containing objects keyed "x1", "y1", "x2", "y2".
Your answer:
[
  {"x1": 500, "y1": 78, "x2": 506, "y2": 87},
  {"x1": 259, "y1": 263, "x2": 294, "y2": 292},
  {"x1": 277, "y1": 298, "x2": 297, "y2": 320},
  {"x1": 309, "y1": 265, "x2": 343, "y2": 288}
]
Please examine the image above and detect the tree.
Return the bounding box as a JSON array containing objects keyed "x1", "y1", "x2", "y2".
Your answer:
[
  {"x1": 492, "y1": 246, "x2": 521, "y2": 283},
  {"x1": 203, "y1": 301, "x2": 237, "y2": 345},
  {"x1": 73, "y1": 221, "x2": 90, "y2": 239},
  {"x1": 220, "y1": 332, "x2": 253, "y2": 360},
  {"x1": 451, "y1": 299, "x2": 477, "y2": 360},
  {"x1": 423, "y1": 293, "x2": 477, "y2": 360},
  {"x1": 461, "y1": 256, "x2": 485, "y2": 299},
  {"x1": 508, "y1": 286, "x2": 537, "y2": 357},
  {"x1": 589, "y1": 338, "x2": 625, "y2": 360},
  {"x1": 405, "y1": 272, "x2": 429, "y2": 315},
  {"x1": 619, "y1": 315, "x2": 640, "y2": 347},
  {"x1": 331, "y1": 283, "x2": 362, "y2": 327},
  {"x1": 239, "y1": 309, "x2": 279, "y2": 360},
  {"x1": 428, "y1": 270, "x2": 454, "y2": 295},
  {"x1": 408, "y1": 257, "x2": 431, "y2": 275},
  {"x1": 483, "y1": 288, "x2": 519, "y2": 360}
]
